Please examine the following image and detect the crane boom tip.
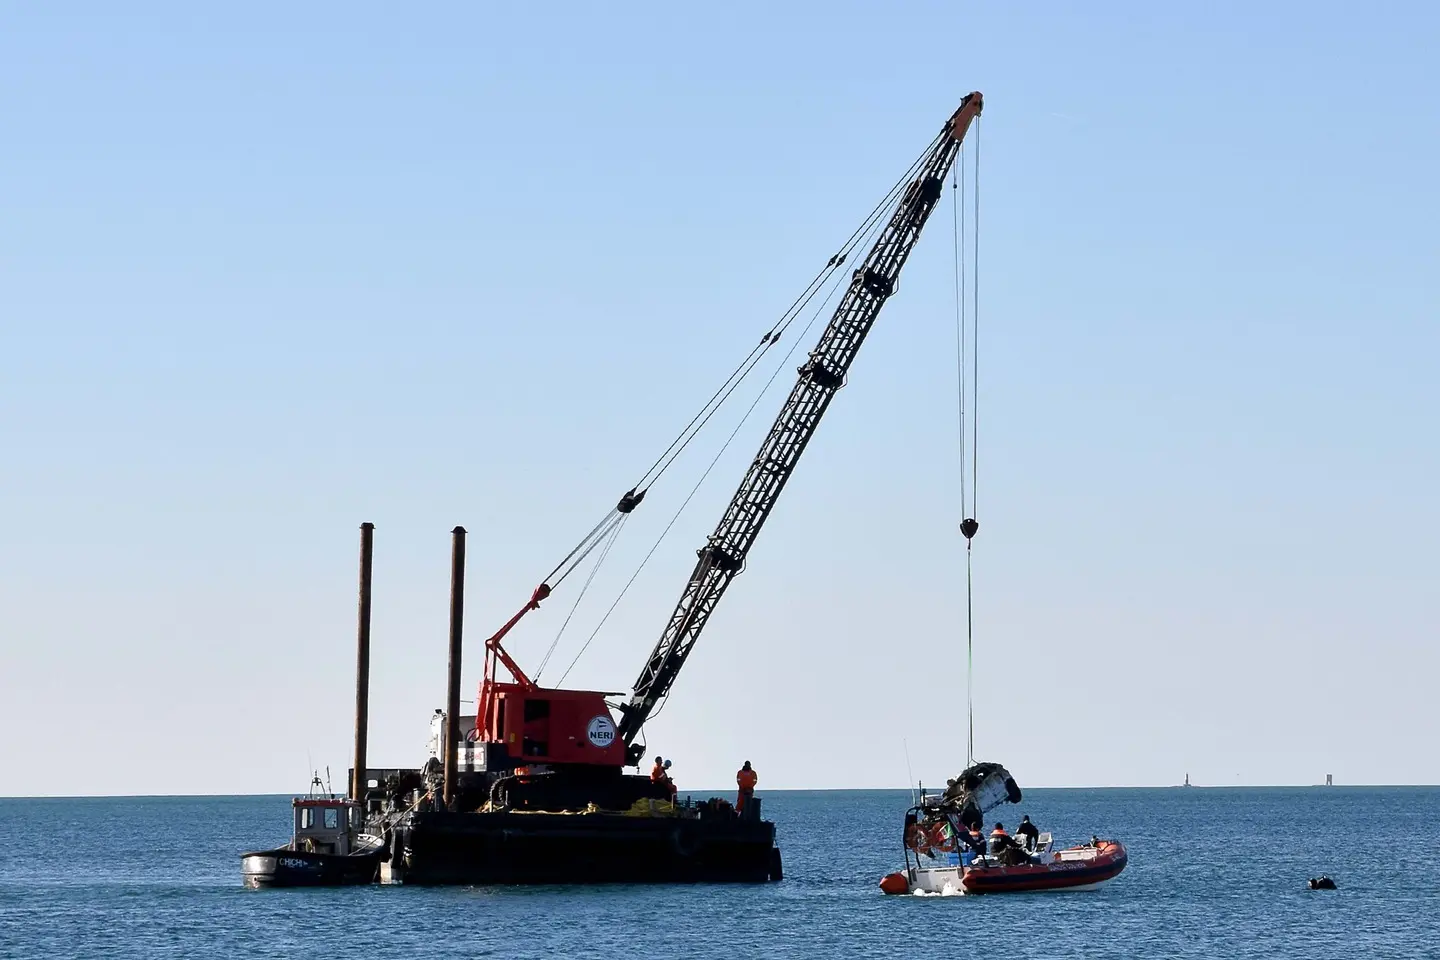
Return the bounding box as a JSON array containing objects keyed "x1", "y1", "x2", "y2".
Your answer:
[{"x1": 948, "y1": 92, "x2": 984, "y2": 140}]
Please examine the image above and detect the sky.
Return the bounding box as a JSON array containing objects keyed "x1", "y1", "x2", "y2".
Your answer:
[{"x1": 1, "y1": 2, "x2": 1436, "y2": 797}]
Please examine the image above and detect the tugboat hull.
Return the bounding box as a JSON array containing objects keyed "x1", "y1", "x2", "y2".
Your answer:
[
  {"x1": 394, "y1": 809, "x2": 781, "y2": 885},
  {"x1": 240, "y1": 848, "x2": 383, "y2": 888}
]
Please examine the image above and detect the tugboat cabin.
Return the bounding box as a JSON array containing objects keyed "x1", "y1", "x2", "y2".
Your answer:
[{"x1": 292, "y1": 798, "x2": 361, "y2": 855}]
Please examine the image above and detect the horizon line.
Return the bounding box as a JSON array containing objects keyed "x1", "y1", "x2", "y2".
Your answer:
[{"x1": 4, "y1": 782, "x2": 1438, "y2": 801}]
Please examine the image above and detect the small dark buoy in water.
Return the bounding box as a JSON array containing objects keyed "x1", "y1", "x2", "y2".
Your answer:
[{"x1": 1308, "y1": 875, "x2": 1337, "y2": 890}]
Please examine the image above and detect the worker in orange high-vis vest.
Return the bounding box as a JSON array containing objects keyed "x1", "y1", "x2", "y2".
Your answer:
[
  {"x1": 736, "y1": 761, "x2": 758, "y2": 812},
  {"x1": 964, "y1": 826, "x2": 987, "y2": 863}
]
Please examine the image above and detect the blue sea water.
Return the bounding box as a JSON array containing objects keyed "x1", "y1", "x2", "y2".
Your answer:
[{"x1": 0, "y1": 787, "x2": 1436, "y2": 958}]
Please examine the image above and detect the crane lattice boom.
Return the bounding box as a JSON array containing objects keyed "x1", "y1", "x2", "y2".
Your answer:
[{"x1": 616, "y1": 93, "x2": 984, "y2": 748}]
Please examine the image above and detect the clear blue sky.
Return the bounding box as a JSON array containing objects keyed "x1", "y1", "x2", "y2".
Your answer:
[{"x1": 2, "y1": 2, "x2": 1436, "y2": 796}]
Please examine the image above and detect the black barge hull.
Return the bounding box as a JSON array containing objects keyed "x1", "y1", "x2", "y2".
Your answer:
[
  {"x1": 394, "y1": 809, "x2": 782, "y2": 885},
  {"x1": 241, "y1": 848, "x2": 382, "y2": 888}
]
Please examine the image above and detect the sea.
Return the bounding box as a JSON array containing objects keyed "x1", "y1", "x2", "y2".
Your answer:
[{"x1": 0, "y1": 787, "x2": 1435, "y2": 959}]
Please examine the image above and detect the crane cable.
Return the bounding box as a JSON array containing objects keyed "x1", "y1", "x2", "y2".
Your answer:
[
  {"x1": 533, "y1": 130, "x2": 949, "y2": 669},
  {"x1": 955, "y1": 121, "x2": 981, "y2": 768},
  {"x1": 554, "y1": 178, "x2": 900, "y2": 687},
  {"x1": 627, "y1": 127, "x2": 948, "y2": 496},
  {"x1": 534, "y1": 516, "x2": 627, "y2": 680},
  {"x1": 533, "y1": 131, "x2": 949, "y2": 599}
]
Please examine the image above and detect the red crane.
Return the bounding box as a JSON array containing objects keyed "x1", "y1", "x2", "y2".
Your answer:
[{"x1": 465, "y1": 93, "x2": 984, "y2": 807}]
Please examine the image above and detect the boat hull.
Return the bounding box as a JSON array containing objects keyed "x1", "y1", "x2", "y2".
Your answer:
[
  {"x1": 240, "y1": 848, "x2": 383, "y2": 888},
  {"x1": 394, "y1": 809, "x2": 781, "y2": 885},
  {"x1": 962, "y1": 841, "x2": 1127, "y2": 894},
  {"x1": 881, "y1": 841, "x2": 1127, "y2": 896}
]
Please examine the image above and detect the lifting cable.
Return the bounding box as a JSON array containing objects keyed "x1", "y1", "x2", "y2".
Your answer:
[
  {"x1": 534, "y1": 516, "x2": 627, "y2": 681},
  {"x1": 624, "y1": 128, "x2": 948, "y2": 497},
  {"x1": 555, "y1": 206, "x2": 878, "y2": 686},
  {"x1": 954, "y1": 121, "x2": 982, "y2": 767},
  {"x1": 532, "y1": 131, "x2": 948, "y2": 663}
]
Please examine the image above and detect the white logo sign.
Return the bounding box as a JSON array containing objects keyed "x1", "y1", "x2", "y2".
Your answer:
[{"x1": 586, "y1": 715, "x2": 617, "y2": 748}]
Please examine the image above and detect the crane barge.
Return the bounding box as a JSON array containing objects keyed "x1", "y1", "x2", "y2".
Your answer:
[{"x1": 241, "y1": 92, "x2": 983, "y2": 887}]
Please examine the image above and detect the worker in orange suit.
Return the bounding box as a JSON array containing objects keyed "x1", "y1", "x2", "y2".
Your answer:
[
  {"x1": 736, "y1": 760, "x2": 758, "y2": 812},
  {"x1": 989, "y1": 822, "x2": 1014, "y2": 856},
  {"x1": 650, "y1": 756, "x2": 677, "y2": 800}
]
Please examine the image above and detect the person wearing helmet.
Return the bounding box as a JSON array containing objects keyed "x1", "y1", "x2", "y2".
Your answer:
[
  {"x1": 649, "y1": 756, "x2": 677, "y2": 800},
  {"x1": 661, "y1": 759, "x2": 676, "y2": 800}
]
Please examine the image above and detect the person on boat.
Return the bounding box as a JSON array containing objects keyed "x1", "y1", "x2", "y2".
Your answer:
[
  {"x1": 662, "y1": 759, "x2": 677, "y2": 800},
  {"x1": 989, "y1": 822, "x2": 1035, "y2": 865},
  {"x1": 961, "y1": 825, "x2": 987, "y2": 862},
  {"x1": 649, "y1": 757, "x2": 677, "y2": 800},
  {"x1": 1015, "y1": 815, "x2": 1040, "y2": 850},
  {"x1": 736, "y1": 761, "x2": 758, "y2": 812}
]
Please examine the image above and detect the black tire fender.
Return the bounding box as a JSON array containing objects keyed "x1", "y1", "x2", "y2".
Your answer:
[{"x1": 670, "y1": 827, "x2": 699, "y2": 858}]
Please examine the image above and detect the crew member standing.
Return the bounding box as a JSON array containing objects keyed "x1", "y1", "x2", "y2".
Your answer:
[
  {"x1": 736, "y1": 761, "x2": 758, "y2": 812},
  {"x1": 1015, "y1": 815, "x2": 1040, "y2": 850},
  {"x1": 661, "y1": 759, "x2": 677, "y2": 800},
  {"x1": 651, "y1": 756, "x2": 667, "y2": 784}
]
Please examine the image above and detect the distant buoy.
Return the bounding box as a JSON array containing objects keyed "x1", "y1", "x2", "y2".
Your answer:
[
  {"x1": 879, "y1": 872, "x2": 910, "y2": 895},
  {"x1": 1308, "y1": 876, "x2": 1337, "y2": 890}
]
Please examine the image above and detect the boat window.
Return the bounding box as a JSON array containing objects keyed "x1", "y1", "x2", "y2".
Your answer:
[
  {"x1": 300, "y1": 807, "x2": 315, "y2": 829},
  {"x1": 324, "y1": 808, "x2": 340, "y2": 829}
]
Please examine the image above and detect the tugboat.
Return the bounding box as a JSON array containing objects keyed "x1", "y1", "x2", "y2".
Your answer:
[
  {"x1": 241, "y1": 776, "x2": 386, "y2": 888},
  {"x1": 241, "y1": 92, "x2": 987, "y2": 888},
  {"x1": 878, "y1": 768, "x2": 1128, "y2": 895}
]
